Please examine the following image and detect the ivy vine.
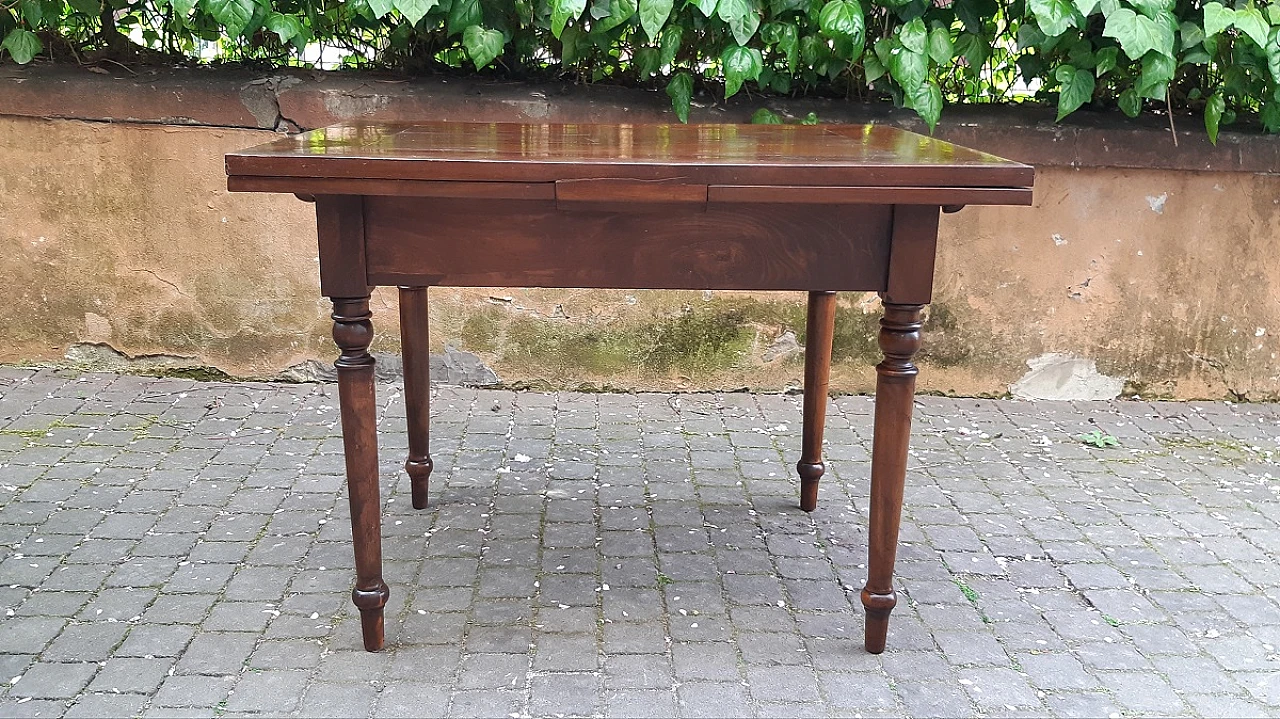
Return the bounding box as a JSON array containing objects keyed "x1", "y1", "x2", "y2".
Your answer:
[{"x1": 3, "y1": 0, "x2": 1278, "y2": 141}]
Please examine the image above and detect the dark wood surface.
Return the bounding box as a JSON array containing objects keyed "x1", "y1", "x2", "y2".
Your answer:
[
  {"x1": 226, "y1": 121, "x2": 1033, "y2": 655},
  {"x1": 362, "y1": 197, "x2": 893, "y2": 291},
  {"x1": 227, "y1": 121, "x2": 1034, "y2": 190}
]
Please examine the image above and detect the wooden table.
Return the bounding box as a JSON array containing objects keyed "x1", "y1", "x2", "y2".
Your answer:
[{"x1": 226, "y1": 121, "x2": 1033, "y2": 654}]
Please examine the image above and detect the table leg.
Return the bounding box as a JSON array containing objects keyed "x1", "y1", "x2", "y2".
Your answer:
[
  {"x1": 861, "y1": 301, "x2": 924, "y2": 654},
  {"x1": 797, "y1": 290, "x2": 836, "y2": 513},
  {"x1": 398, "y1": 286, "x2": 433, "y2": 510},
  {"x1": 331, "y1": 296, "x2": 390, "y2": 652}
]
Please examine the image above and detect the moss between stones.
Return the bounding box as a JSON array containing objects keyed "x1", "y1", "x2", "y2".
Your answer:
[{"x1": 462, "y1": 294, "x2": 886, "y2": 379}]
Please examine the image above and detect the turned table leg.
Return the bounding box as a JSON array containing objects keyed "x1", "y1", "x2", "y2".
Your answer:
[
  {"x1": 331, "y1": 296, "x2": 390, "y2": 652},
  {"x1": 399, "y1": 286, "x2": 433, "y2": 510},
  {"x1": 861, "y1": 301, "x2": 924, "y2": 654},
  {"x1": 797, "y1": 290, "x2": 836, "y2": 513}
]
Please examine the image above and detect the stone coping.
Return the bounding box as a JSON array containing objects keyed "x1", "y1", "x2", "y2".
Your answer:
[{"x1": 2, "y1": 63, "x2": 1278, "y2": 172}]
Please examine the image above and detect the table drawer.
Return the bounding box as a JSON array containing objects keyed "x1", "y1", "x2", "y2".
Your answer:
[{"x1": 362, "y1": 196, "x2": 893, "y2": 291}]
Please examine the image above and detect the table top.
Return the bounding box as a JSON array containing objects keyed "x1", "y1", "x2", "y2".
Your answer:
[{"x1": 225, "y1": 121, "x2": 1034, "y2": 190}]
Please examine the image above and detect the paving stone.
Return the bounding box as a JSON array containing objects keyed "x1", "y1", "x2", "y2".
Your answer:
[
  {"x1": 678, "y1": 681, "x2": 751, "y2": 718},
  {"x1": 41, "y1": 621, "x2": 130, "y2": 662},
  {"x1": 447, "y1": 688, "x2": 525, "y2": 718},
  {"x1": 87, "y1": 657, "x2": 174, "y2": 694},
  {"x1": 375, "y1": 684, "x2": 450, "y2": 718},
  {"x1": 9, "y1": 662, "x2": 97, "y2": 699},
  {"x1": 956, "y1": 667, "x2": 1041, "y2": 709},
  {"x1": 1097, "y1": 670, "x2": 1189, "y2": 715},
  {"x1": 530, "y1": 673, "x2": 599, "y2": 717},
  {"x1": 1015, "y1": 652, "x2": 1099, "y2": 691},
  {"x1": 5, "y1": 376, "x2": 1280, "y2": 718},
  {"x1": 224, "y1": 670, "x2": 309, "y2": 713},
  {"x1": 672, "y1": 642, "x2": 740, "y2": 682},
  {"x1": 64, "y1": 693, "x2": 149, "y2": 718},
  {"x1": 745, "y1": 665, "x2": 821, "y2": 703},
  {"x1": 821, "y1": 671, "x2": 899, "y2": 711},
  {"x1": 604, "y1": 688, "x2": 678, "y2": 718},
  {"x1": 174, "y1": 632, "x2": 258, "y2": 675},
  {"x1": 0, "y1": 617, "x2": 66, "y2": 654}
]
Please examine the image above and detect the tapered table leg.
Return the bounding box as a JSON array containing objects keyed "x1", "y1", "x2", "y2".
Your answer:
[
  {"x1": 797, "y1": 291, "x2": 836, "y2": 513},
  {"x1": 331, "y1": 296, "x2": 390, "y2": 652},
  {"x1": 861, "y1": 301, "x2": 924, "y2": 654},
  {"x1": 399, "y1": 286, "x2": 433, "y2": 510}
]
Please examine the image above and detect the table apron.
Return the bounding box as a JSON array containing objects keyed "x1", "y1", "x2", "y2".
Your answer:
[{"x1": 359, "y1": 196, "x2": 894, "y2": 291}]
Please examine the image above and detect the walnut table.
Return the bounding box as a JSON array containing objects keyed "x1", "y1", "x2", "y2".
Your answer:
[{"x1": 226, "y1": 121, "x2": 1033, "y2": 653}]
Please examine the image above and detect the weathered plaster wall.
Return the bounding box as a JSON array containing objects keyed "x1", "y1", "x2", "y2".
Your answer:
[{"x1": 2, "y1": 68, "x2": 1278, "y2": 399}]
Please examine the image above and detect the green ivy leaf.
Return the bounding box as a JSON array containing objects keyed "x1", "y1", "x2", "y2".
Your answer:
[
  {"x1": 366, "y1": 0, "x2": 393, "y2": 19},
  {"x1": 818, "y1": 0, "x2": 864, "y2": 46},
  {"x1": 898, "y1": 17, "x2": 927, "y2": 54},
  {"x1": 448, "y1": 0, "x2": 481, "y2": 34},
  {"x1": 1, "y1": 27, "x2": 41, "y2": 64},
  {"x1": 1030, "y1": 0, "x2": 1077, "y2": 37},
  {"x1": 691, "y1": 0, "x2": 718, "y2": 17},
  {"x1": 1135, "y1": 50, "x2": 1174, "y2": 98},
  {"x1": 887, "y1": 44, "x2": 927, "y2": 91},
  {"x1": 1055, "y1": 64, "x2": 1095, "y2": 119},
  {"x1": 927, "y1": 26, "x2": 953, "y2": 64},
  {"x1": 171, "y1": 0, "x2": 197, "y2": 16},
  {"x1": 264, "y1": 12, "x2": 303, "y2": 41},
  {"x1": 1094, "y1": 45, "x2": 1118, "y2": 75},
  {"x1": 864, "y1": 50, "x2": 886, "y2": 82},
  {"x1": 751, "y1": 107, "x2": 782, "y2": 123},
  {"x1": 1072, "y1": 0, "x2": 1099, "y2": 16},
  {"x1": 638, "y1": 0, "x2": 672, "y2": 41},
  {"x1": 550, "y1": 0, "x2": 587, "y2": 37},
  {"x1": 560, "y1": 24, "x2": 585, "y2": 62},
  {"x1": 1204, "y1": 90, "x2": 1224, "y2": 144},
  {"x1": 717, "y1": 0, "x2": 760, "y2": 45},
  {"x1": 659, "y1": 24, "x2": 682, "y2": 65},
  {"x1": 67, "y1": 0, "x2": 100, "y2": 15},
  {"x1": 1268, "y1": 27, "x2": 1280, "y2": 83},
  {"x1": 1232, "y1": 6, "x2": 1268, "y2": 49},
  {"x1": 908, "y1": 80, "x2": 942, "y2": 131},
  {"x1": 1127, "y1": 0, "x2": 1173, "y2": 20},
  {"x1": 1118, "y1": 86, "x2": 1141, "y2": 116},
  {"x1": 1261, "y1": 100, "x2": 1280, "y2": 133},
  {"x1": 1178, "y1": 20, "x2": 1203, "y2": 50},
  {"x1": 1203, "y1": 2, "x2": 1233, "y2": 37},
  {"x1": 634, "y1": 46, "x2": 660, "y2": 78},
  {"x1": 595, "y1": 0, "x2": 636, "y2": 32},
  {"x1": 666, "y1": 71, "x2": 693, "y2": 122},
  {"x1": 201, "y1": 0, "x2": 254, "y2": 36},
  {"x1": 773, "y1": 22, "x2": 799, "y2": 71},
  {"x1": 722, "y1": 43, "x2": 763, "y2": 97},
  {"x1": 462, "y1": 24, "x2": 504, "y2": 68},
  {"x1": 1103, "y1": 7, "x2": 1174, "y2": 59}
]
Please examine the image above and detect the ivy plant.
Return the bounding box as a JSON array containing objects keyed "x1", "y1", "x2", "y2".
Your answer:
[{"x1": 3, "y1": 0, "x2": 1279, "y2": 141}]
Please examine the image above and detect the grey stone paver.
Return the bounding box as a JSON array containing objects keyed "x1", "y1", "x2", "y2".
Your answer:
[{"x1": 0, "y1": 370, "x2": 1278, "y2": 717}]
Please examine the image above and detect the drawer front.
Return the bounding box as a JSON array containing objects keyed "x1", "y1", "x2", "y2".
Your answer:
[{"x1": 363, "y1": 196, "x2": 892, "y2": 291}]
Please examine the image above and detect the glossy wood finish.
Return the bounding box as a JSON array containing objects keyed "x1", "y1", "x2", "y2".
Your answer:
[
  {"x1": 227, "y1": 121, "x2": 1033, "y2": 655},
  {"x1": 227, "y1": 122, "x2": 1036, "y2": 189},
  {"x1": 862, "y1": 301, "x2": 925, "y2": 654},
  {"x1": 363, "y1": 197, "x2": 893, "y2": 291},
  {"x1": 330, "y1": 296, "x2": 389, "y2": 652},
  {"x1": 399, "y1": 287, "x2": 433, "y2": 510},
  {"x1": 798, "y1": 291, "x2": 836, "y2": 513}
]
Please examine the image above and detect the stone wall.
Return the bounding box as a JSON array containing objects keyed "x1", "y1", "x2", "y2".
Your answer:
[{"x1": 3, "y1": 65, "x2": 1278, "y2": 399}]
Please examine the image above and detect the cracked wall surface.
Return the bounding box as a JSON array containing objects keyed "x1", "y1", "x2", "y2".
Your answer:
[{"x1": 2, "y1": 108, "x2": 1279, "y2": 398}]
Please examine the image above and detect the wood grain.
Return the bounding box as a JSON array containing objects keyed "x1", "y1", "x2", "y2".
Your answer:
[
  {"x1": 363, "y1": 197, "x2": 893, "y2": 291},
  {"x1": 861, "y1": 301, "x2": 924, "y2": 654},
  {"x1": 227, "y1": 122, "x2": 1035, "y2": 190},
  {"x1": 798, "y1": 291, "x2": 836, "y2": 513}
]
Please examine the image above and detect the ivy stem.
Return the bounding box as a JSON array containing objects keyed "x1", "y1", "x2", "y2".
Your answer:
[{"x1": 1166, "y1": 87, "x2": 1178, "y2": 147}]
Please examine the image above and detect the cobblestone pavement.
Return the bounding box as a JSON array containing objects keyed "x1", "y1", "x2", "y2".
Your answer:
[{"x1": 0, "y1": 368, "x2": 1278, "y2": 718}]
